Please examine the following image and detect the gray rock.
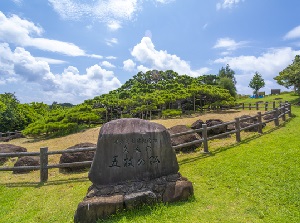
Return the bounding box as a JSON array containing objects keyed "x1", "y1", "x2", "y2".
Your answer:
[
  {"x1": 75, "y1": 118, "x2": 194, "y2": 222},
  {"x1": 89, "y1": 118, "x2": 179, "y2": 185},
  {"x1": 163, "y1": 180, "x2": 194, "y2": 203},
  {"x1": 59, "y1": 142, "x2": 96, "y2": 172},
  {"x1": 124, "y1": 191, "x2": 156, "y2": 210},
  {"x1": 205, "y1": 119, "x2": 227, "y2": 136},
  {"x1": 0, "y1": 144, "x2": 27, "y2": 165},
  {"x1": 74, "y1": 195, "x2": 124, "y2": 223},
  {"x1": 168, "y1": 125, "x2": 202, "y2": 153},
  {"x1": 13, "y1": 156, "x2": 40, "y2": 174}
]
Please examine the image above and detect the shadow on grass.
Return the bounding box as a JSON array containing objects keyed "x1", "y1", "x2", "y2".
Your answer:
[
  {"x1": 179, "y1": 115, "x2": 294, "y2": 166},
  {"x1": 0, "y1": 176, "x2": 89, "y2": 188}
]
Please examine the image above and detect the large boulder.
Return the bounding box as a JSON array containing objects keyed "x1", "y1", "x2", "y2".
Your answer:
[
  {"x1": 168, "y1": 125, "x2": 202, "y2": 153},
  {"x1": 190, "y1": 119, "x2": 205, "y2": 136},
  {"x1": 263, "y1": 113, "x2": 275, "y2": 121},
  {"x1": 13, "y1": 156, "x2": 40, "y2": 174},
  {"x1": 239, "y1": 115, "x2": 258, "y2": 123},
  {"x1": 0, "y1": 144, "x2": 27, "y2": 165},
  {"x1": 75, "y1": 118, "x2": 193, "y2": 222},
  {"x1": 0, "y1": 132, "x2": 24, "y2": 142},
  {"x1": 59, "y1": 142, "x2": 96, "y2": 172},
  {"x1": 239, "y1": 115, "x2": 266, "y2": 132},
  {"x1": 205, "y1": 119, "x2": 227, "y2": 136}
]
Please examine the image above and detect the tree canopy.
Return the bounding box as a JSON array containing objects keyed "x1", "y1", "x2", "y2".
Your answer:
[
  {"x1": 0, "y1": 93, "x2": 43, "y2": 132},
  {"x1": 1, "y1": 69, "x2": 236, "y2": 136},
  {"x1": 249, "y1": 72, "x2": 265, "y2": 98},
  {"x1": 274, "y1": 55, "x2": 300, "y2": 94},
  {"x1": 218, "y1": 64, "x2": 237, "y2": 97}
]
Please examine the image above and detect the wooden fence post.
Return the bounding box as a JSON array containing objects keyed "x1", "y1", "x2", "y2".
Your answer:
[
  {"x1": 40, "y1": 147, "x2": 48, "y2": 183},
  {"x1": 265, "y1": 102, "x2": 268, "y2": 111},
  {"x1": 274, "y1": 108, "x2": 279, "y2": 126},
  {"x1": 257, "y1": 112, "x2": 263, "y2": 134},
  {"x1": 249, "y1": 103, "x2": 251, "y2": 110},
  {"x1": 202, "y1": 124, "x2": 209, "y2": 153},
  {"x1": 288, "y1": 103, "x2": 292, "y2": 117},
  {"x1": 281, "y1": 104, "x2": 286, "y2": 121},
  {"x1": 242, "y1": 103, "x2": 245, "y2": 110},
  {"x1": 273, "y1": 101, "x2": 276, "y2": 110},
  {"x1": 256, "y1": 102, "x2": 259, "y2": 110},
  {"x1": 235, "y1": 118, "x2": 241, "y2": 142}
]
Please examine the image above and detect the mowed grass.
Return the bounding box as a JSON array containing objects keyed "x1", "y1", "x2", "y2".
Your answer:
[{"x1": 1, "y1": 95, "x2": 300, "y2": 223}]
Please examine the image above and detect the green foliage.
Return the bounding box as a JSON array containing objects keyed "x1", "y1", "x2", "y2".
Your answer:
[
  {"x1": 162, "y1": 109, "x2": 182, "y2": 118},
  {"x1": 218, "y1": 64, "x2": 237, "y2": 85},
  {"x1": 274, "y1": 55, "x2": 300, "y2": 94},
  {"x1": 218, "y1": 77, "x2": 237, "y2": 97},
  {"x1": 249, "y1": 72, "x2": 265, "y2": 97},
  {"x1": 8, "y1": 69, "x2": 235, "y2": 137},
  {"x1": 23, "y1": 104, "x2": 105, "y2": 137},
  {"x1": 218, "y1": 64, "x2": 237, "y2": 97},
  {"x1": 199, "y1": 74, "x2": 219, "y2": 85},
  {"x1": 0, "y1": 93, "x2": 41, "y2": 132}
]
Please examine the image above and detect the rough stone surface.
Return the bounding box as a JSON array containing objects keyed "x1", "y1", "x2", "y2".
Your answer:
[
  {"x1": 0, "y1": 132, "x2": 24, "y2": 142},
  {"x1": 0, "y1": 144, "x2": 27, "y2": 165},
  {"x1": 240, "y1": 115, "x2": 257, "y2": 124},
  {"x1": 124, "y1": 191, "x2": 156, "y2": 209},
  {"x1": 59, "y1": 142, "x2": 96, "y2": 172},
  {"x1": 263, "y1": 114, "x2": 275, "y2": 121},
  {"x1": 74, "y1": 174, "x2": 194, "y2": 222},
  {"x1": 226, "y1": 123, "x2": 236, "y2": 131},
  {"x1": 191, "y1": 120, "x2": 205, "y2": 132},
  {"x1": 74, "y1": 195, "x2": 124, "y2": 223},
  {"x1": 205, "y1": 119, "x2": 227, "y2": 136},
  {"x1": 168, "y1": 125, "x2": 202, "y2": 153},
  {"x1": 13, "y1": 156, "x2": 40, "y2": 174},
  {"x1": 239, "y1": 115, "x2": 266, "y2": 132},
  {"x1": 89, "y1": 118, "x2": 179, "y2": 185},
  {"x1": 75, "y1": 118, "x2": 193, "y2": 223},
  {"x1": 163, "y1": 180, "x2": 194, "y2": 203}
]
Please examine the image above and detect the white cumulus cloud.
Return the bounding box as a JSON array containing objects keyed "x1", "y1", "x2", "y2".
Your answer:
[
  {"x1": 49, "y1": 0, "x2": 174, "y2": 30},
  {"x1": 214, "y1": 47, "x2": 300, "y2": 95},
  {"x1": 105, "y1": 38, "x2": 118, "y2": 46},
  {"x1": 0, "y1": 11, "x2": 101, "y2": 57},
  {"x1": 130, "y1": 37, "x2": 210, "y2": 77},
  {"x1": 0, "y1": 43, "x2": 121, "y2": 104},
  {"x1": 123, "y1": 59, "x2": 136, "y2": 72},
  {"x1": 284, "y1": 25, "x2": 300, "y2": 40},
  {"x1": 216, "y1": 0, "x2": 244, "y2": 10},
  {"x1": 100, "y1": 61, "x2": 116, "y2": 68},
  {"x1": 213, "y1": 37, "x2": 248, "y2": 51}
]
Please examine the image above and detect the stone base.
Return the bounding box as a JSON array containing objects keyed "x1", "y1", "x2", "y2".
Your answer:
[{"x1": 74, "y1": 173, "x2": 193, "y2": 223}]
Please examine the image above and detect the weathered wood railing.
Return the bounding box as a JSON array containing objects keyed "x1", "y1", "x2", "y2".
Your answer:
[
  {"x1": 172, "y1": 102, "x2": 291, "y2": 153},
  {"x1": 0, "y1": 102, "x2": 292, "y2": 183},
  {"x1": 0, "y1": 131, "x2": 22, "y2": 138}
]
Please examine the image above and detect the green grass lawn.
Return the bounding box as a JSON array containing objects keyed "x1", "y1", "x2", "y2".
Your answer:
[{"x1": 0, "y1": 94, "x2": 300, "y2": 223}]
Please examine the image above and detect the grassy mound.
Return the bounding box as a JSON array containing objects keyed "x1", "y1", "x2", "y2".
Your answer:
[{"x1": 0, "y1": 93, "x2": 299, "y2": 223}]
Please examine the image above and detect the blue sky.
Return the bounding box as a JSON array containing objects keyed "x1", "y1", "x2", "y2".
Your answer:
[{"x1": 1, "y1": 0, "x2": 300, "y2": 104}]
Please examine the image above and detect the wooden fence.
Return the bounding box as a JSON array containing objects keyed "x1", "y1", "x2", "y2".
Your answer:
[
  {"x1": 0, "y1": 131, "x2": 22, "y2": 138},
  {"x1": 190, "y1": 100, "x2": 286, "y2": 114},
  {"x1": 0, "y1": 102, "x2": 292, "y2": 183}
]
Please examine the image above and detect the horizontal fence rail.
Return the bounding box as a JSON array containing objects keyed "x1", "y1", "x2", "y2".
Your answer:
[
  {"x1": 0, "y1": 131, "x2": 22, "y2": 138},
  {"x1": 0, "y1": 102, "x2": 292, "y2": 183}
]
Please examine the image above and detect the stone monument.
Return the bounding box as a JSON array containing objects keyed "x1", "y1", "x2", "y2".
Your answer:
[{"x1": 74, "y1": 118, "x2": 194, "y2": 223}]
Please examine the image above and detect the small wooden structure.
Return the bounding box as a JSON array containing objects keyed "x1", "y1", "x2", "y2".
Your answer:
[{"x1": 271, "y1": 89, "x2": 281, "y2": 95}]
